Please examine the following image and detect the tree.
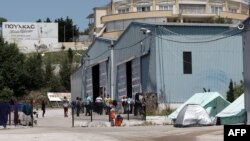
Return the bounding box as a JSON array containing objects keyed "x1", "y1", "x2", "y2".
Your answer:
[
  {"x1": 47, "y1": 75, "x2": 67, "y2": 92},
  {"x1": 0, "y1": 42, "x2": 27, "y2": 97},
  {"x1": 55, "y1": 16, "x2": 79, "y2": 42},
  {"x1": 45, "y1": 54, "x2": 53, "y2": 84},
  {"x1": 226, "y1": 79, "x2": 235, "y2": 102},
  {"x1": 59, "y1": 58, "x2": 71, "y2": 91},
  {"x1": 36, "y1": 17, "x2": 52, "y2": 23},
  {"x1": 0, "y1": 75, "x2": 4, "y2": 90},
  {"x1": 0, "y1": 17, "x2": 7, "y2": 25},
  {"x1": 82, "y1": 28, "x2": 90, "y2": 35},
  {"x1": 0, "y1": 87, "x2": 14, "y2": 102},
  {"x1": 36, "y1": 19, "x2": 42, "y2": 23},
  {"x1": 24, "y1": 53, "x2": 45, "y2": 90},
  {"x1": 45, "y1": 17, "x2": 51, "y2": 23},
  {"x1": 68, "y1": 48, "x2": 73, "y2": 64},
  {"x1": 234, "y1": 80, "x2": 244, "y2": 99}
]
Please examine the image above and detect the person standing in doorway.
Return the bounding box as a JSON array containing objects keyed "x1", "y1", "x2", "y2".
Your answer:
[{"x1": 41, "y1": 100, "x2": 46, "y2": 117}]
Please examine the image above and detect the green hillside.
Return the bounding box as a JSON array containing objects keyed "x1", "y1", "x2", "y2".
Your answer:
[{"x1": 27, "y1": 49, "x2": 86, "y2": 64}]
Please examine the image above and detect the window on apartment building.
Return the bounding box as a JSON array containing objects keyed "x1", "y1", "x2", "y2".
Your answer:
[
  {"x1": 183, "y1": 52, "x2": 192, "y2": 74},
  {"x1": 229, "y1": 7, "x2": 237, "y2": 13},
  {"x1": 137, "y1": 6, "x2": 151, "y2": 12},
  {"x1": 159, "y1": 5, "x2": 173, "y2": 11},
  {"x1": 179, "y1": 4, "x2": 205, "y2": 14},
  {"x1": 118, "y1": 8, "x2": 129, "y2": 14},
  {"x1": 211, "y1": 6, "x2": 222, "y2": 15}
]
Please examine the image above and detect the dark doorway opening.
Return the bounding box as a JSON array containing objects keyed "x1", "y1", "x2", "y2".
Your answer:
[
  {"x1": 92, "y1": 64, "x2": 100, "y2": 103},
  {"x1": 126, "y1": 61, "x2": 132, "y2": 98}
]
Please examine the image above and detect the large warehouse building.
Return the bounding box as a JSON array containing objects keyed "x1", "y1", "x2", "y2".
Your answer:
[{"x1": 71, "y1": 22, "x2": 243, "y2": 108}]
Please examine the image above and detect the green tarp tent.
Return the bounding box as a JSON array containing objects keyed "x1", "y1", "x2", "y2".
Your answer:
[
  {"x1": 216, "y1": 94, "x2": 246, "y2": 125},
  {"x1": 169, "y1": 92, "x2": 230, "y2": 122}
]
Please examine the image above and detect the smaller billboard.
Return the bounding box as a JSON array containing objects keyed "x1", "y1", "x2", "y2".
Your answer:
[{"x1": 47, "y1": 92, "x2": 71, "y2": 102}]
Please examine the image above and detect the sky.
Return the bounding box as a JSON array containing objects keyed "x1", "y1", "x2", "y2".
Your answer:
[{"x1": 0, "y1": 0, "x2": 110, "y2": 31}]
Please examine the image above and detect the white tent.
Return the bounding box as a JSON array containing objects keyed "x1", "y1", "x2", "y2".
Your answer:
[
  {"x1": 169, "y1": 92, "x2": 230, "y2": 121},
  {"x1": 216, "y1": 94, "x2": 246, "y2": 125},
  {"x1": 174, "y1": 104, "x2": 213, "y2": 127}
]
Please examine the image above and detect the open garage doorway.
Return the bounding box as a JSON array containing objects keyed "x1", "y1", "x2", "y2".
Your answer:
[
  {"x1": 126, "y1": 61, "x2": 132, "y2": 98},
  {"x1": 92, "y1": 64, "x2": 100, "y2": 102},
  {"x1": 117, "y1": 58, "x2": 141, "y2": 99}
]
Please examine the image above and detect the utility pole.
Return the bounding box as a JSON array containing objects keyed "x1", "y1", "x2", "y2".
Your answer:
[
  {"x1": 110, "y1": 40, "x2": 115, "y2": 99},
  {"x1": 64, "y1": 25, "x2": 66, "y2": 42}
]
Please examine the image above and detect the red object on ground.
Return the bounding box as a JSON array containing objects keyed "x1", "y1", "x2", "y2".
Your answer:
[{"x1": 115, "y1": 116, "x2": 123, "y2": 126}]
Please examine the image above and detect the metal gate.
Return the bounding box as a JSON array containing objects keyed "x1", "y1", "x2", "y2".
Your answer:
[
  {"x1": 85, "y1": 67, "x2": 93, "y2": 97},
  {"x1": 132, "y1": 58, "x2": 141, "y2": 99},
  {"x1": 99, "y1": 61, "x2": 108, "y2": 97},
  {"x1": 116, "y1": 63, "x2": 127, "y2": 99}
]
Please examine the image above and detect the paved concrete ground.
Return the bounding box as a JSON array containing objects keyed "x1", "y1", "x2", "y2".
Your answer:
[{"x1": 0, "y1": 108, "x2": 223, "y2": 141}]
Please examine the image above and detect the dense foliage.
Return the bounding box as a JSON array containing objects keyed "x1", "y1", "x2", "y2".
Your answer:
[{"x1": 0, "y1": 39, "x2": 76, "y2": 100}]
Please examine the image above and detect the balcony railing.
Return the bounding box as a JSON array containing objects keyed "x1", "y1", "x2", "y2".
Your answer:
[
  {"x1": 219, "y1": 11, "x2": 249, "y2": 20},
  {"x1": 179, "y1": 0, "x2": 207, "y2": 4},
  {"x1": 102, "y1": 10, "x2": 173, "y2": 23}
]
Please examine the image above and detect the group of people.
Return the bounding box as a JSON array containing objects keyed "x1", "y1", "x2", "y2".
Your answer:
[
  {"x1": 134, "y1": 93, "x2": 146, "y2": 117},
  {"x1": 0, "y1": 96, "x2": 48, "y2": 128},
  {"x1": 62, "y1": 94, "x2": 114, "y2": 117},
  {"x1": 61, "y1": 95, "x2": 92, "y2": 117},
  {"x1": 60, "y1": 92, "x2": 147, "y2": 118},
  {"x1": 94, "y1": 94, "x2": 113, "y2": 115}
]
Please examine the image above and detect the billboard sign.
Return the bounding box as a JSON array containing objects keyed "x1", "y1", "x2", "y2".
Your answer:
[
  {"x1": 47, "y1": 92, "x2": 71, "y2": 102},
  {"x1": 2, "y1": 22, "x2": 58, "y2": 53}
]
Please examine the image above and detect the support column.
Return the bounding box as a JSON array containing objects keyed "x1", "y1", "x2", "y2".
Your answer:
[
  {"x1": 243, "y1": 25, "x2": 250, "y2": 125},
  {"x1": 206, "y1": 0, "x2": 210, "y2": 13},
  {"x1": 225, "y1": 0, "x2": 228, "y2": 12},
  {"x1": 238, "y1": 3, "x2": 242, "y2": 14},
  {"x1": 176, "y1": 0, "x2": 180, "y2": 15},
  {"x1": 152, "y1": 0, "x2": 156, "y2": 11},
  {"x1": 130, "y1": 0, "x2": 134, "y2": 12},
  {"x1": 110, "y1": 42, "x2": 115, "y2": 100},
  {"x1": 111, "y1": 0, "x2": 115, "y2": 14}
]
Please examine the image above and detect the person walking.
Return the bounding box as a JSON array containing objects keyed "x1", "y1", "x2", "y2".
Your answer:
[
  {"x1": 134, "y1": 93, "x2": 142, "y2": 116},
  {"x1": 41, "y1": 100, "x2": 46, "y2": 117},
  {"x1": 76, "y1": 97, "x2": 81, "y2": 117},
  {"x1": 95, "y1": 95, "x2": 103, "y2": 115},
  {"x1": 13, "y1": 97, "x2": 19, "y2": 126},
  {"x1": 85, "y1": 94, "x2": 92, "y2": 116},
  {"x1": 0, "y1": 101, "x2": 11, "y2": 128},
  {"x1": 62, "y1": 96, "x2": 69, "y2": 117}
]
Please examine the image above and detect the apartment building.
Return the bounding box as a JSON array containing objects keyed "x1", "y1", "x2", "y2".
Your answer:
[{"x1": 88, "y1": 0, "x2": 249, "y2": 38}]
